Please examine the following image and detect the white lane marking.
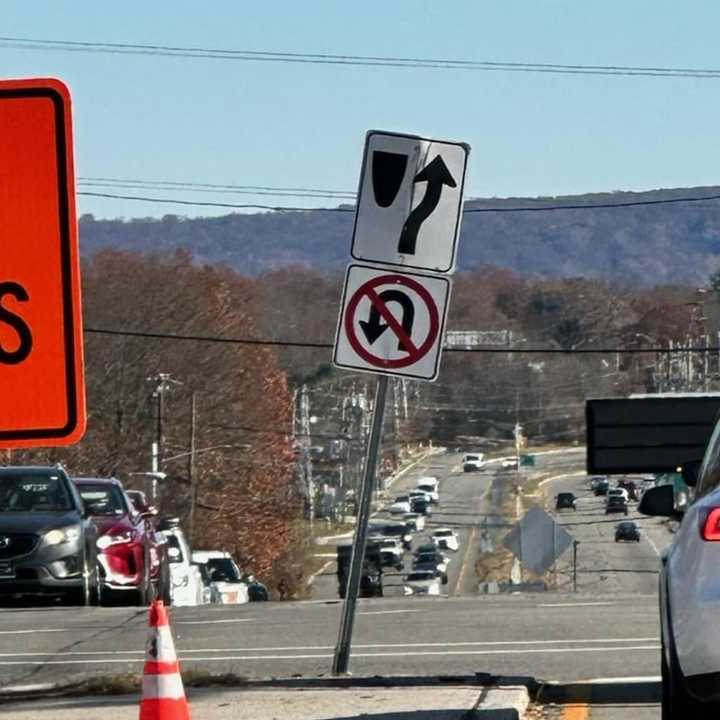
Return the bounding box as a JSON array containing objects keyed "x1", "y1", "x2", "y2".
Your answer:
[
  {"x1": 539, "y1": 602, "x2": 618, "y2": 608},
  {"x1": 176, "y1": 618, "x2": 256, "y2": 626},
  {"x1": 0, "y1": 628, "x2": 73, "y2": 635},
  {"x1": 0, "y1": 645, "x2": 660, "y2": 666},
  {"x1": 644, "y1": 533, "x2": 661, "y2": 557},
  {"x1": 359, "y1": 609, "x2": 422, "y2": 616},
  {"x1": 0, "y1": 637, "x2": 659, "y2": 658}
]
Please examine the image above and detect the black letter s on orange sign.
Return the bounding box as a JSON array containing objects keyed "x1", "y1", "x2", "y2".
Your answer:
[{"x1": 0, "y1": 282, "x2": 33, "y2": 365}]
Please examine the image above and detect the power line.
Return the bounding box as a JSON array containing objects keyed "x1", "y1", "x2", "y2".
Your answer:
[
  {"x1": 78, "y1": 190, "x2": 720, "y2": 214},
  {"x1": 4, "y1": 36, "x2": 720, "y2": 79},
  {"x1": 78, "y1": 177, "x2": 356, "y2": 201},
  {"x1": 83, "y1": 326, "x2": 712, "y2": 354}
]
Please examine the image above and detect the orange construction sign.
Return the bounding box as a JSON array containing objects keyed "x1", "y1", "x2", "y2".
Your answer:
[{"x1": 0, "y1": 78, "x2": 85, "y2": 448}]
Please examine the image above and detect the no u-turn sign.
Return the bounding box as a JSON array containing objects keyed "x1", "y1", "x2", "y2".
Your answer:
[{"x1": 333, "y1": 264, "x2": 451, "y2": 381}]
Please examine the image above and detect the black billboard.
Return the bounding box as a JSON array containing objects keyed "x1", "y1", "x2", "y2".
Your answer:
[{"x1": 586, "y1": 395, "x2": 720, "y2": 474}]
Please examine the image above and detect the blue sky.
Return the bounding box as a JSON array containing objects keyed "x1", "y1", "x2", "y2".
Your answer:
[{"x1": 3, "y1": 1, "x2": 720, "y2": 218}]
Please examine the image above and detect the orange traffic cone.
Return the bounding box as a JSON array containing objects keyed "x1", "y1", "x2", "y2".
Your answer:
[{"x1": 139, "y1": 600, "x2": 191, "y2": 720}]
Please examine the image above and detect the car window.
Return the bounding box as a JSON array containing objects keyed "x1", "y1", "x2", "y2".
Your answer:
[
  {"x1": 206, "y1": 558, "x2": 240, "y2": 582},
  {"x1": 165, "y1": 534, "x2": 185, "y2": 563},
  {"x1": 0, "y1": 474, "x2": 74, "y2": 512},
  {"x1": 77, "y1": 484, "x2": 129, "y2": 516}
]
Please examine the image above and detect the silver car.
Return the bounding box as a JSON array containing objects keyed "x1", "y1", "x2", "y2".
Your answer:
[{"x1": 640, "y1": 424, "x2": 720, "y2": 717}]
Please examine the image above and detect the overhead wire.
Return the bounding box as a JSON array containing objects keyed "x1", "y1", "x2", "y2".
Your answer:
[
  {"x1": 77, "y1": 190, "x2": 720, "y2": 214},
  {"x1": 83, "y1": 326, "x2": 712, "y2": 354},
  {"x1": 4, "y1": 36, "x2": 720, "y2": 79}
]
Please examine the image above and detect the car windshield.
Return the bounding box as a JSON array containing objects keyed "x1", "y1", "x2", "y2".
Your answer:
[
  {"x1": 417, "y1": 485, "x2": 433, "y2": 492},
  {"x1": 395, "y1": 496, "x2": 409, "y2": 503},
  {"x1": 206, "y1": 558, "x2": 240, "y2": 582},
  {"x1": 0, "y1": 474, "x2": 73, "y2": 512},
  {"x1": 77, "y1": 484, "x2": 128, "y2": 516},
  {"x1": 434, "y1": 530, "x2": 452, "y2": 537}
]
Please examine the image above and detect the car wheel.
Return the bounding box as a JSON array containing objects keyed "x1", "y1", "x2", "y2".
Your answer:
[
  {"x1": 662, "y1": 634, "x2": 702, "y2": 719},
  {"x1": 159, "y1": 557, "x2": 172, "y2": 606},
  {"x1": 135, "y1": 549, "x2": 152, "y2": 607}
]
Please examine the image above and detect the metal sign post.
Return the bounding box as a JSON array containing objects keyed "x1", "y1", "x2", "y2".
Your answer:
[{"x1": 332, "y1": 375, "x2": 388, "y2": 675}]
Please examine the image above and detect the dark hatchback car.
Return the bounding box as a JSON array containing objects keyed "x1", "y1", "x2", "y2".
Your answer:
[
  {"x1": 615, "y1": 521, "x2": 641, "y2": 542},
  {"x1": 0, "y1": 466, "x2": 99, "y2": 604},
  {"x1": 555, "y1": 493, "x2": 577, "y2": 510},
  {"x1": 410, "y1": 496, "x2": 432, "y2": 516},
  {"x1": 594, "y1": 479, "x2": 610, "y2": 496},
  {"x1": 606, "y1": 495, "x2": 629, "y2": 515}
]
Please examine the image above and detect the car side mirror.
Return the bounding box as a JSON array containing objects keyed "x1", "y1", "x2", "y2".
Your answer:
[
  {"x1": 638, "y1": 484, "x2": 681, "y2": 518},
  {"x1": 680, "y1": 460, "x2": 702, "y2": 487}
]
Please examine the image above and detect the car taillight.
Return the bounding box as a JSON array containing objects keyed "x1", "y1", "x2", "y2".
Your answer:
[{"x1": 701, "y1": 508, "x2": 720, "y2": 541}]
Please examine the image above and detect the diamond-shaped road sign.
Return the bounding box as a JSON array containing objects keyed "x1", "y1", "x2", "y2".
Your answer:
[
  {"x1": 351, "y1": 130, "x2": 470, "y2": 274},
  {"x1": 333, "y1": 264, "x2": 451, "y2": 381},
  {"x1": 503, "y1": 506, "x2": 574, "y2": 575}
]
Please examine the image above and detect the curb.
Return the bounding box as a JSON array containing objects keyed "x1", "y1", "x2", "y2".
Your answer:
[
  {"x1": 475, "y1": 686, "x2": 529, "y2": 718},
  {"x1": 536, "y1": 677, "x2": 661, "y2": 705}
]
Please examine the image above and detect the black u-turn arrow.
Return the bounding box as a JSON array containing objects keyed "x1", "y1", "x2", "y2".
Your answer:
[
  {"x1": 360, "y1": 289, "x2": 415, "y2": 351},
  {"x1": 398, "y1": 155, "x2": 456, "y2": 255}
]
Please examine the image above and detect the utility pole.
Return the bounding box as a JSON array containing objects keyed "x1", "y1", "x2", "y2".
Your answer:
[
  {"x1": 148, "y1": 373, "x2": 181, "y2": 504},
  {"x1": 187, "y1": 392, "x2": 198, "y2": 541}
]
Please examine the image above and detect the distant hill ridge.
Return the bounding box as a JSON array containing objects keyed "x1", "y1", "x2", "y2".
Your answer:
[{"x1": 79, "y1": 185, "x2": 720, "y2": 285}]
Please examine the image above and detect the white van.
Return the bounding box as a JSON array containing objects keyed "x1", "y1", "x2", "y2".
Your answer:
[{"x1": 159, "y1": 520, "x2": 206, "y2": 607}]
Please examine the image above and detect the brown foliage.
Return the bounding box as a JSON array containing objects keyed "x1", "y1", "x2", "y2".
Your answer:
[{"x1": 14, "y1": 250, "x2": 302, "y2": 583}]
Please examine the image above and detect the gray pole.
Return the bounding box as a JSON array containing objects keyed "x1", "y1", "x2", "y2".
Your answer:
[
  {"x1": 332, "y1": 375, "x2": 388, "y2": 675},
  {"x1": 572, "y1": 540, "x2": 579, "y2": 592}
]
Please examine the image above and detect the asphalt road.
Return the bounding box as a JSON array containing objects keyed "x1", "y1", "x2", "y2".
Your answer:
[
  {"x1": 311, "y1": 450, "x2": 497, "y2": 600},
  {"x1": 0, "y1": 448, "x2": 667, "y2": 704},
  {"x1": 543, "y1": 472, "x2": 671, "y2": 596},
  {"x1": 0, "y1": 591, "x2": 659, "y2": 690}
]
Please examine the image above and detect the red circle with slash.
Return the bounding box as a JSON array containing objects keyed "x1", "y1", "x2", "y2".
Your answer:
[{"x1": 344, "y1": 274, "x2": 440, "y2": 369}]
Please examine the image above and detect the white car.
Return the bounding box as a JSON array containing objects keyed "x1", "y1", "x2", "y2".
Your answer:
[
  {"x1": 415, "y1": 479, "x2": 440, "y2": 503},
  {"x1": 501, "y1": 458, "x2": 518, "y2": 469},
  {"x1": 431, "y1": 528, "x2": 460, "y2": 552},
  {"x1": 191, "y1": 550, "x2": 250, "y2": 605},
  {"x1": 161, "y1": 523, "x2": 206, "y2": 607},
  {"x1": 368, "y1": 536, "x2": 404, "y2": 563},
  {"x1": 389, "y1": 495, "x2": 412, "y2": 514},
  {"x1": 403, "y1": 570, "x2": 442, "y2": 596},
  {"x1": 403, "y1": 512, "x2": 426, "y2": 532},
  {"x1": 463, "y1": 454, "x2": 485, "y2": 471},
  {"x1": 639, "y1": 422, "x2": 720, "y2": 717},
  {"x1": 416, "y1": 476, "x2": 439, "y2": 492}
]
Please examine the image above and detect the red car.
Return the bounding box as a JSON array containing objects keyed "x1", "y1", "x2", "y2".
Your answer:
[{"x1": 73, "y1": 478, "x2": 170, "y2": 605}]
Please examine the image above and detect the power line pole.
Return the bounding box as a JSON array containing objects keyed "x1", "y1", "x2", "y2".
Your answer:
[
  {"x1": 187, "y1": 392, "x2": 198, "y2": 541},
  {"x1": 148, "y1": 372, "x2": 181, "y2": 503}
]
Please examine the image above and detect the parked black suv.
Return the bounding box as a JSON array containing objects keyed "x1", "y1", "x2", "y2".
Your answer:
[{"x1": 0, "y1": 466, "x2": 99, "y2": 604}]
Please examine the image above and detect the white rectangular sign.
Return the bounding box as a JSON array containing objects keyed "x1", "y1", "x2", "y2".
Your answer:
[
  {"x1": 351, "y1": 130, "x2": 470, "y2": 274},
  {"x1": 333, "y1": 264, "x2": 451, "y2": 381}
]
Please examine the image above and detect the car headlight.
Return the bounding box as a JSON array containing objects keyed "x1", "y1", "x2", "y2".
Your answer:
[
  {"x1": 44, "y1": 526, "x2": 82, "y2": 546},
  {"x1": 97, "y1": 532, "x2": 134, "y2": 549},
  {"x1": 403, "y1": 534, "x2": 412, "y2": 542}
]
